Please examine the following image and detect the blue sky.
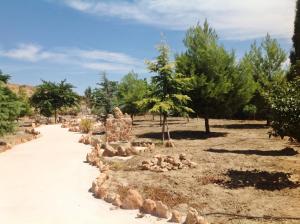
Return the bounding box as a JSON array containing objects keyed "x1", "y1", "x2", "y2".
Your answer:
[{"x1": 0, "y1": 0, "x2": 296, "y2": 93}]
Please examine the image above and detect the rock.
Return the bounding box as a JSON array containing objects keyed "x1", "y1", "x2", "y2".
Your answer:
[
  {"x1": 121, "y1": 189, "x2": 143, "y2": 210},
  {"x1": 112, "y1": 194, "x2": 122, "y2": 207},
  {"x1": 117, "y1": 146, "x2": 127, "y2": 157},
  {"x1": 155, "y1": 201, "x2": 169, "y2": 218},
  {"x1": 103, "y1": 143, "x2": 117, "y2": 157},
  {"x1": 104, "y1": 193, "x2": 116, "y2": 203},
  {"x1": 165, "y1": 140, "x2": 175, "y2": 148},
  {"x1": 79, "y1": 135, "x2": 85, "y2": 143},
  {"x1": 189, "y1": 161, "x2": 198, "y2": 168},
  {"x1": 96, "y1": 185, "x2": 108, "y2": 199},
  {"x1": 140, "y1": 199, "x2": 156, "y2": 214},
  {"x1": 184, "y1": 207, "x2": 208, "y2": 224},
  {"x1": 179, "y1": 153, "x2": 187, "y2": 160},
  {"x1": 113, "y1": 107, "x2": 124, "y2": 119},
  {"x1": 170, "y1": 210, "x2": 182, "y2": 223},
  {"x1": 96, "y1": 173, "x2": 109, "y2": 186}
]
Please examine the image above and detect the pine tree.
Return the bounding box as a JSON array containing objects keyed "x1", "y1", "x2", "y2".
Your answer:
[
  {"x1": 91, "y1": 72, "x2": 119, "y2": 115},
  {"x1": 140, "y1": 42, "x2": 193, "y2": 142},
  {"x1": 0, "y1": 74, "x2": 22, "y2": 136},
  {"x1": 289, "y1": 0, "x2": 300, "y2": 80},
  {"x1": 176, "y1": 21, "x2": 256, "y2": 133}
]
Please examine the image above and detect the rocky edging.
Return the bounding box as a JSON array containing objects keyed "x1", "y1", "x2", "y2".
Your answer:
[{"x1": 79, "y1": 133, "x2": 209, "y2": 224}]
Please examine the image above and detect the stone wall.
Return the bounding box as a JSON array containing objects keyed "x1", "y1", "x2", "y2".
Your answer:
[{"x1": 105, "y1": 107, "x2": 132, "y2": 142}]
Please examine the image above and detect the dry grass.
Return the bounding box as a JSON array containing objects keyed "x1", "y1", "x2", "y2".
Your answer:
[{"x1": 108, "y1": 116, "x2": 300, "y2": 224}]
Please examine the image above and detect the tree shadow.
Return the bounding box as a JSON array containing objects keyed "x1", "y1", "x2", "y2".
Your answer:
[
  {"x1": 221, "y1": 169, "x2": 299, "y2": 191},
  {"x1": 206, "y1": 147, "x2": 298, "y2": 156},
  {"x1": 211, "y1": 123, "x2": 267, "y2": 129},
  {"x1": 137, "y1": 131, "x2": 227, "y2": 140}
]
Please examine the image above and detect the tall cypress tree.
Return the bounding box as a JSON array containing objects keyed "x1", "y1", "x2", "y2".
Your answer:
[{"x1": 289, "y1": 0, "x2": 300, "y2": 80}]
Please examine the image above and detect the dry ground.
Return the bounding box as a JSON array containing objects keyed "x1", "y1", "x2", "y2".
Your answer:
[{"x1": 106, "y1": 116, "x2": 300, "y2": 224}]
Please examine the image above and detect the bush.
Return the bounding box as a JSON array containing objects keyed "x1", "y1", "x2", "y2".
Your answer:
[
  {"x1": 0, "y1": 82, "x2": 22, "y2": 136},
  {"x1": 268, "y1": 78, "x2": 300, "y2": 141},
  {"x1": 243, "y1": 104, "x2": 257, "y2": 119},
  {"x1": 79, "y1": 119, "x2": 94, "y2": 133}
]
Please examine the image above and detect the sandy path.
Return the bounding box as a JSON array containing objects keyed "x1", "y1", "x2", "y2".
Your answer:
[{"x1": 0, "y1": 125, "x2": 159, "y2": 224}]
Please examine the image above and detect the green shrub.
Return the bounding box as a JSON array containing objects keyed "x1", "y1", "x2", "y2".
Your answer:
[
  {"x1": 243, "y1": 104, "x2": 257, "y2": 119},
  {"x1": 268, "y1": 78, "x2": 300, "y2": 141},
  {"x1": 79, "y1": 119, "x2": 93, "y2": 133}
]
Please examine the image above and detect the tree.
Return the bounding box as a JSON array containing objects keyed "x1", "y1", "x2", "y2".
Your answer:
[
  {"x1": 118, "y1": 71, "x2": 148, "y2": 121},
  {"x1": 267, "y1": 78, "x2": 300, "y2": 141},
  {"x1": 245, "y1": 35, "x2": 287, "y2": 123},
  {"x1": 176, "y1": 21, "x2": 256, "y2": 133},
  {"x1": 0, "y1": 75, "x2": 22, "y2": 136},
  {"x1": 288, "y1": 0, "x2": 300, "y2": 80},
  {"x1": 17, "y1": 86, "x2": 33, "y2": 118},
  {"x1": 84, "y1": 86, "x2": 93, "y2": 109},
  {"x1": 140, "y1": 42, "x2": 193, "y2": 142},
  {"x1": 91, "y1": 72, "x2": 119, "y2": 115},
  {"x1": 30, "y1": 80, "x2": 79, "y2": 122},
  {"x1": 0, "y1": 70, "x2": 11, "y2": 84}
]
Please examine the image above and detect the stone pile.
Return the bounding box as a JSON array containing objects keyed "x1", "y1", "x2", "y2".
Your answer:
[
  {"x1": 25, "y1": 128, "x2": 40, "y2": 135},
  {"x1": 140, "y1": 153, "x2": 197, "y2": 172},
  {"x1": 106, "y1": 107, "x2": 132, "y2": 142}
]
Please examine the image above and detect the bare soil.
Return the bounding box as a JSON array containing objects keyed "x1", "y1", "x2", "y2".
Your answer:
[{"x1": 106, "y1": 116, "x2": 300, "y2": 224}]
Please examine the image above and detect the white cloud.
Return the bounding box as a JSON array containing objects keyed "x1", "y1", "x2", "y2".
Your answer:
[
  {"x1": 0, "y1": 43, "x2": 144, "y2": 73},
  {"x1": 60, "y1": 0, "x2": 296, "y2": 40}
]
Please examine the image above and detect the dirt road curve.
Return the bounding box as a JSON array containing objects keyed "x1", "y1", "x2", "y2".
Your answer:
[{"x1": 0, "y1": 125, "x2": 155, "y2": 224}]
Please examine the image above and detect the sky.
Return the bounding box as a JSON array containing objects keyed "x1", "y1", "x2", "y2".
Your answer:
[{"x1": 0, "y1": 0, "x2": 296, "y2": 93}]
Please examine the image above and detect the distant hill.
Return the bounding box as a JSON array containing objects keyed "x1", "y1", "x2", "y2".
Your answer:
[{"x1": 7, "y1": 83, "x2": 35, "y2": 97}]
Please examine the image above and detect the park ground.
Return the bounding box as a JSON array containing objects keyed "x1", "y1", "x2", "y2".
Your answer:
[{"x1": 107, "y1": 116, "x2": 300, "y2": 224}]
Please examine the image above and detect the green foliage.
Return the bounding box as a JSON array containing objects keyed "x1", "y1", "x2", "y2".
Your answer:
[
  {"x1": 289, "y1": 0, "x2": 300, "y2": 80},
  {"x1": 243, "y1": 104, "x2": 257, "y2": 119},
  {"x1": 118, "y1": 71, "x2": 148, "y2": 118},
  {"x1": 245, "y1": 35, "x2": 287, "y2": 121},
  {"x1": 30, "y1": 80, "x2": 79, "y2": 122},
  {"x1": 17, "y1": 86, "x2": 33, "y2": 118},
  {"x1": 0, "y1": 78, "x2": 22, "y2": 136},
  {"x1": 267, "y1": 78, "x2": 300, "y2": 141},
  {"x1": 84, "y1": 86, "x2": 93, "y2": 108},
  {"x1": 0, "y1": 70, "x2": 11, "y2": 84},
  {"x1": 176, "y1": 21, "x2": 256, "y2": 132},
  {"x1": 141, "y1": 42, "x2": 193, "y2": 141},
  {"x1": 79, "y1": 119, "x2": 94, "y2": 133},
  {"x1": 91, "y1": 72, "x2": 119, "y2": 115}
]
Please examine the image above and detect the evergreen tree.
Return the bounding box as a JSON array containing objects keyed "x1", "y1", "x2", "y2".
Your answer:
[
  {"x1": 30, "y1": 80, "x2": 79, "y2": 122},
  {"x1": 140, "y1": 42, "x2": 193, "y2": 142},
  {"x1": 289, "y1": 0, "x2": 300, "y2": 80},
  {"x1": 0, "y1": 75, "x2": 22, "y2": 136},
  {"x1": 118, "y1": 71, "x2": 148, "y2": 121},
  {"x1": 91, "y1": 72, "x2": 119, "y2": 115},
  {"x1": 176, "y1": 21, "x2": 256, "y2": 133},
  {"x1": 245, "y1": 35, "x2": 287, "y2": 123},
  {"x1": 0, "y1": 70, "x2": 11, "y2": 84}
]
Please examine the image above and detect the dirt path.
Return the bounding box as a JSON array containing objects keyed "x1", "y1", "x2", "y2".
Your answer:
[{"x1": 0, "y1": 125, "x2": 157, "y2": 224}]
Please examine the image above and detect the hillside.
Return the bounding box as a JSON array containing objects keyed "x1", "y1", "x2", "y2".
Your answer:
[{"x1": 7, "y1": 83, "x2": 35, "y2": 96}]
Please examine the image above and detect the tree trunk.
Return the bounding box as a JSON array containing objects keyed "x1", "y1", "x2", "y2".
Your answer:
[
  {"x1": 162, "y1": 114, "x2": 166, "y2": 143},
  {"x1": 54, "y1": 109, "x2": 57, "y2": 124},
  {"x1": 160, "y1": 113, "x2": 162, "y2": 126},
  {"x1": 152, "y1": 114, "x2": 155, "y2": 121},
  {"x1": 266, "y1": 119, "x2": 271, "y2": 126},
  {"x1": 166, "y1": 116, "x2": 171, "y2": 141},
  {"x1": 204, "y1": 116, "x2": 210, "y2": 134},
  {"x1": 131, "y1": 114, "x2": 134, "y2": 125},
  {"x1": 186, "y1": 115, "x2": 190, "y2": 123}
]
